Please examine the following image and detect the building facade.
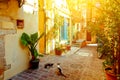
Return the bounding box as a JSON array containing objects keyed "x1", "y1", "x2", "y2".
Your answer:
[{"x1": 39, "y1": 0, "x2": 71, "y2": 54}]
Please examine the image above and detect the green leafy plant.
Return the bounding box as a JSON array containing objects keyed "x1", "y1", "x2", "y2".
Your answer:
[
  {"x1": 20, "y1": 32, "x2": 44, "y2": 60},
  {"x1": 97, "y1": 35, "x2": 110, "y2": 59},
  {"x1": 99, "y1": 0, "x2": 120, "y2": 77},
  {"x1": 87, "y1": 0, "x2": 120, "y2": 78},
  {"x1": 100, "y1": 1, "x2": 120, "y2": 79},
  {"x1": 55, "y1": 42, "x2": 63, "y2": 55}
]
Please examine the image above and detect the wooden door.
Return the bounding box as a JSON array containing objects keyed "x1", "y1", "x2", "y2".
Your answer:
[{"x1": 86, "y1": 31, "x2": 91, "y2": 41}]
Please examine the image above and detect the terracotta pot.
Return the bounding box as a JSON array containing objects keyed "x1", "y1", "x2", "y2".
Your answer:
[
  {"x1": 55, "y1": 49, "x2": 62, "y2": 56},
  {"x1": 66, "y1": 45, "x2": 71, "y2": 50},
  {"x1": 105, "y1": 71, "x2": 117, "y2": 80}
]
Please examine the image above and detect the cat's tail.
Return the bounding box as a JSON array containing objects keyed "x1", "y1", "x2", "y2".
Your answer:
[
  {"x1": 58, "y1": 68, "x2": 67, "y2": 78},
  {"x1": 61, "y1": 73, "x2": 67, "y2": 78}
]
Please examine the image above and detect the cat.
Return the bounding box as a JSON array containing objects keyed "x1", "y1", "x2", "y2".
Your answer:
[
  {"x1": 56, "y1": 63, "x2": 67, "y2": 78},
  {"x1": 44, "y1": 63, "x2": 54, "y2": 69}
]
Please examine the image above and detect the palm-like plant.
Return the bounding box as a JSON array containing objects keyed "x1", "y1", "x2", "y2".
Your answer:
[{"x1": 20, "y1": 32, "x2": 44, "y2": 60}]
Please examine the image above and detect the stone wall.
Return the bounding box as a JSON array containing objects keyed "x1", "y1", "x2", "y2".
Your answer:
[
  {"x1": 0, "y1": 35, "x2": 5, "y2": 79},
  {"x1": 0, "y1": 30, "x2": 16, "y2": 80},
  {"x1": 0, "y1": 6, "x2": 16, "y2": 79},
  {"x1": 0, "y1": 0, "x2": 39, "y2": 79}
]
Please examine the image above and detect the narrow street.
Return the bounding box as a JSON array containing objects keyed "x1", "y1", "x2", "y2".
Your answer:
[
  {"x1": 0, "y1": 0, "x2": 119, "y2": 80},
  {"x1": 9, "y1": 45, "x2": 105, "y2": 80}
]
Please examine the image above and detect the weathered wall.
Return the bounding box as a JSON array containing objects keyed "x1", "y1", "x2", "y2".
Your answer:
[
  {"x1": 38, "y1": 0, "x2": 46, "y2": 53},
  {"x1": 0, "y1": 0, "x2": 38, "y2": 79}
]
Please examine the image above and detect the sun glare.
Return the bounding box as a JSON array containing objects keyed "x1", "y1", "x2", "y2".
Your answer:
[
  {"x1": 55, "y1": 0, "x2": 62, "y2": 7},
  {"x1": 78, "y1": 52, "x2": 93, "y2": 57},
  {"x1": 23, "y1": 0, "x2": 38, "y2": 14},
  {"x1": 23, "y1": 5, "x2": 34, "y2": 13}
]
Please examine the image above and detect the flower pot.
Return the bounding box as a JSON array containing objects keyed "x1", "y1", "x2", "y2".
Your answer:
[
  {"x1": 105, "y1": 68, "x2": 117, "y2": 80},
  {"x1": 66, "y1": 45, "x2": 71, "y2": 50},
  {"x1": 30, "y1": 59, "x2": 39, "y2": 69},
  {"x1": 105, "y1": 72, "x2": 117, "y2": 80},
  {"x1": 55, "y1": 49, "x2": 62, "y2": 56}
]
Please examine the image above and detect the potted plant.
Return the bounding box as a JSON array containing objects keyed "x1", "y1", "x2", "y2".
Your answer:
[
  {"x1": 20, "y1": 32, "x2": 44, "y2": 69},
  {"x1": 99, "y1": 1, "x2": 120, "y2": 79},
  {"x1": 55, "y1": 47, "x2": 63, "y2": 56},
  {"x1": 55, "y1": 42, "x2": 63, "y2": 55},
  {"x1": 66, "y1": 44, "x2": 71, "y2": 50},
  {"x1": 65, "y1": 41, "x2": 71, "y2": 50},
  {"x1": 102, "y1": 36, "x2": 118, "y2": 80},
  {"x1": 87, "y1": 0, "x2": 120, "y2": 79}
]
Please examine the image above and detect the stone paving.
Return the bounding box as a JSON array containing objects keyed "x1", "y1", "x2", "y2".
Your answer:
[{"x1": 8, "y1": 45, "x2": 105, "y2": 80}]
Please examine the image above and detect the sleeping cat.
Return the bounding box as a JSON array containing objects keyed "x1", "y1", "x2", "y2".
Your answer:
[{"x1": 44, "y1": 63, "x2": 54, "y2": 69}]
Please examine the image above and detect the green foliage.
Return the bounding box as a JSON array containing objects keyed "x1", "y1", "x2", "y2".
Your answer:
[
  {"x1": 20, "y1": 32, "x2": 44, "y2": 60},
  {"x1": 20, "y1": 33, "x2": 30, "y2": 46},
  {"x1": 53, "y1": 12, "x2": 64, "y2": 41},
  {"x1": 87, "y1": 21, "x2": 103, "y2": 36},
  {"x1": 55, "y1": 42, "x2": 63, "y2": 51},
  {"x1": 54, "y1": 13, "x2": 64, "y2": 28},
  {"x1": 94, "y1": 0, "x2": 120, "y2": 75},
  {"x1": 87, "y1": 0, "x2": 120, "y2": 75}
]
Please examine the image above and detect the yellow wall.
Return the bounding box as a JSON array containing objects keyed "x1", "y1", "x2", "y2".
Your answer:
[
  {"x1": 0, "y1": 0, "x2": 39, "y2": 79},
  {"x1": 38, "y1": 0, "x2": 45, "y2": 53}
]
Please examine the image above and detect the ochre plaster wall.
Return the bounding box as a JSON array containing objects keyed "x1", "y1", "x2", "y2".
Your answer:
[
  {"x1": 38, "y1": 0, "x2": 45, "y2": 53},
  {"x1": 0, "y1": 0, "x2": 38, "y2": 79}
]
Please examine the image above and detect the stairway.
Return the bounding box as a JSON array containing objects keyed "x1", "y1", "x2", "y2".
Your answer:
[{"x1": 72, "y1": 39, "x2": 86, "y2": 48}]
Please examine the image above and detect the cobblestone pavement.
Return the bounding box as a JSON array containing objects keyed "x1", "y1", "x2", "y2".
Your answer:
[{"x1": 9, "y1": 46, "x2": 105, "y2": 80}]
